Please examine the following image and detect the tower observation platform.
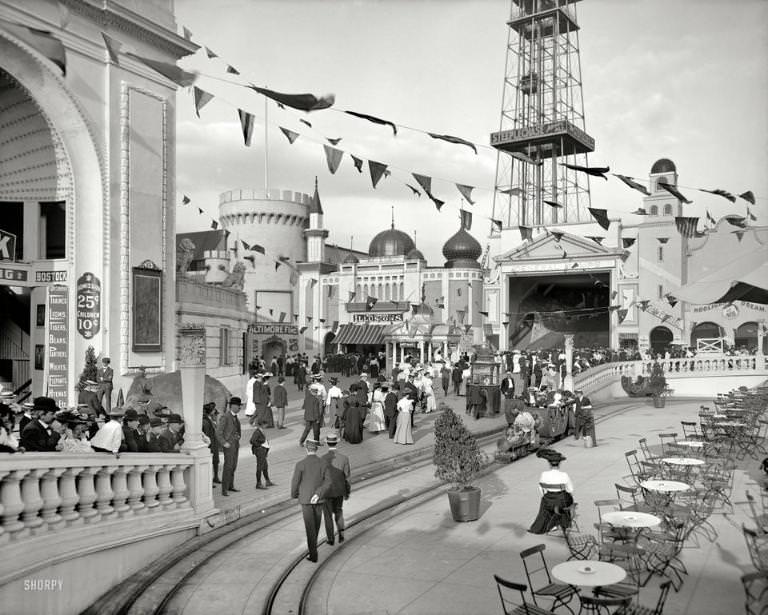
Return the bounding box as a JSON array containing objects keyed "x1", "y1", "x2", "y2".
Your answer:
[{"x1": 490, "y1": 0, "x2": 595, "y2": 229}]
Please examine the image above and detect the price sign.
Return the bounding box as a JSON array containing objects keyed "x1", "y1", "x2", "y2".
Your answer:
[{"x1": 76, "y1": 272, "x2": 101, "y2": 339}]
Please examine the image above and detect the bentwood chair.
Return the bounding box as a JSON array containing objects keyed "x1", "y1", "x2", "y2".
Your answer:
[
  {"x1": 519, "y1": 544, "x2": 578, "y2": 614},
  {"x1": 493, "y1": 575, "x2": 556, "y2": 615},
  {"x1": 577, "y1": 594, "x2": 631, "y2": 615}
]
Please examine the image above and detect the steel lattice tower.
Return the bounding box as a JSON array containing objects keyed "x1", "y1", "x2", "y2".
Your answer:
[{"x1": 490, "y1": 0, "x2": 594, "y2": 230}]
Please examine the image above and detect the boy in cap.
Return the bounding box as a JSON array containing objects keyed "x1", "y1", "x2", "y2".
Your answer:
[
  {"x1": 250, "y1": 418, "x2": 275, "y2": 489},
  {"x1": 290, "y1": 438, "x2": 332, "y2": 562},
  {"x1": 272, "y1": 376, "x2": 288, "y2": 429},
  {"x1": 321, "y1": 432, "x2": 351, "y2": 545}
]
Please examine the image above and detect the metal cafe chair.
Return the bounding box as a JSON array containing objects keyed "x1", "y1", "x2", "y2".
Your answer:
[
  {"x1": 577, "y1": 594, "x2": 631, "y2": 615},
  {"x1": 743, "y1": 525, "x2": 768, "y2": 573},
  {"x1": 493, "y1": 575, "x2": 557, "y2": 615},
  {"x1": 615, "y1": 483, "x2": 647, "y2": 512},
  {"x1": 519, "y1": 544, "x2": 578, "y2": 614},
  {"x1": 741, "y1": 571, "x2": 768, "y2": 615},
  {"x1": 562, "y1": 527, "x2": 599, "y2": 561},
  {"x1": 616, "y1": 580, "x2": 673, "y2": 615}
]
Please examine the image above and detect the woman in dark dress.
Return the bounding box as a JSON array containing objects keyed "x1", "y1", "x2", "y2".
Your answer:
[
  {"x1": 529, "y1": 449, "x2": 574, "y2": 534},
  {"x1": 342, "y1": 384, "x2": 366, "y2": 444}
]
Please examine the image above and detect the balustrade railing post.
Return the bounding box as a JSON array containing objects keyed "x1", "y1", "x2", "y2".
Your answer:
[
  {"x1": 171, "y1": 465, "x2": 188, "y2": 507},
  {"x1": 1, "y1": 469, "x2": 27, "y2": 538},
  {"x1": 21, "y1": 468, "x2": 45, "y2": 534},
  {"x1": 95, "y1": 466, "x2": 117, "y2": 520},
  {"x1": 127, "y1": 465, "x2": 147, "y2": 515},
  {"x1": 156, "y1": 466, "x2": 174, "y2": 510},
  {"x1": 142, "y1": 466, "x2": 160, "y2": 510},
  {"x1": 112, "y1": 466, "x2": 131, "y2": 517},
  {"x1": 40, "y1": 467, "x2": 66, "y2": 531},
  {"x1": 59, "y1": 467, "x2": 83, "y2": 526},
  {"x1": 77, "y1": 467, "x2": 100, "y2": 523}
]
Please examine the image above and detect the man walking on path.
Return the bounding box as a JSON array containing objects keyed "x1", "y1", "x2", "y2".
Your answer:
[
  {"x1": 291, "y1": 438, "x2": 332, "y2": 562},
  {"x1": 321, "y1": 432, "x2": 351, "y2": 545},
  {"x1": 383, "y1": 384, "x2": 398, "y2": 439},
  {"x1": 218, "y1": 397, "x2": 242, "y2": 496},
  {"x1": 299, "y1": 386, "x2": 323, "y2": 447}
]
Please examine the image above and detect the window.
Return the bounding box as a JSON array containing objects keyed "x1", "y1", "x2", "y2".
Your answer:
[
  {"x1": 650, "y1": 205, "x2": 659, "y2": 216},
  {"x1": 657, "y1": 284, "x2": 664, "y2": 299},
  {"x1": 657, "y1": 246, "x2": 664, "y2": 263},
  {"x1": 656, "y1": 177, "x2": 668, "y2": 191},
  {"x1": 663, "y1": 203, "x2": 672, "y2": 216},
  {"x1": 40, "y1": 201, "x2": 66, "y2": 259},
  {"x1": 220, "y1": 327, "x2": 231, "y2": 366},
  {"x1": 1, "y1": 202, "x2": 24, "y2": 260}
]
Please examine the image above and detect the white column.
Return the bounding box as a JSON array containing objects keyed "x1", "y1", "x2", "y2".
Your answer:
[
  {"x1": 400, "y1": 344, "x2": 405, "y2": 363},
  {"x1": 443, "y1": 340, "x2": 448, "y2": 359},
  {"x1": 427, "y1": 343, "x2": 433, "y2": 362},
  {"x1": 419, "y1": 341, "x2": 425, "y2": 364},
  {"x1": 179, "y1": 327, "x2": 216, "y2": 517},
  {"x1": 499, "y1": 272, "x2": 509, "y2": 352},
  {"x1": 564, "y1": 333, "x2": 575, "y2": 392}
]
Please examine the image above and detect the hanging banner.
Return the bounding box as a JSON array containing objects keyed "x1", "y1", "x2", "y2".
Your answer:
[
  {"x1": 76, "y1": 272, "x2": 101, "y2": 339},
  {"x1": 47, "y1": 285, "x2": 69, "y2": 408}
]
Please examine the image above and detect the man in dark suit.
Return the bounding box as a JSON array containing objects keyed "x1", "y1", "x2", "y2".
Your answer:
[
  {"x1": 202, "y1": 403, "x2": 220, "y2": 484},
  {"x1": 121, "y1": 409, "x2": 142, "y2": 452},
  {"x1": 291, "y1": 438, "x2": 332, "y2": 562},
  {"x1": 451, "y1": 364, "x2": 463, "y2": 396},
  {"x1": 500, "y1": 370, "x2": 516, "y2": 416},
  {"x1": 97, "y1": 357, "x2": 114, "y2": 413},
  {"x1": 217, "y1": 397, "x2": 242, "y2": 496},
  {"x1": 299, "y1": 387, "x2": 322, "y2": 447},
  {"x1": 20, "y1": 397, "x2": 59, "y2": 452},
  {"x1": 573, "y1": 390, "x2": 595, "y2": 444},
  {"x1": 383, "y1": 384, "x2": 398, "y2": 438},
  {"x1": 321, "y1": 432, "x2": 351, "y2": 545}
]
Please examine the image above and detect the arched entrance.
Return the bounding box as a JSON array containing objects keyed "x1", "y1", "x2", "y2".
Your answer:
[
  {"x1": 734, "y1": 321, "x2": 759, "y2": 352},
  {"x1": 690, "y1": 321, "x2": 723, "y2": 350},
  {"x1": 323, "y1": 331, "x2": 336, "y2": 356},
  {"x1": 262, "y1": 336, "x2": 286, "y2": 370},
  {"x1": 649, "y1": 326, "x2": 673, "y2": 354}
]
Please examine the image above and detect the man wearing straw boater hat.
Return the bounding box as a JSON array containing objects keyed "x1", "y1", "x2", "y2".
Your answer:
[{"x1": 291, "y1": 438, "x2": 332, "y2": 563}]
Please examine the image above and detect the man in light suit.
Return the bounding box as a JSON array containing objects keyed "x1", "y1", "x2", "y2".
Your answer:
[
  {"x1": 217, "y1": 396, "x2": 242, "y2": 496},
  {"x1": 321, "y1": 432, "x2": 351, "y2": 545},
  {"x1": 291, "y1": 438, "x2": 332, "y2": 562}
]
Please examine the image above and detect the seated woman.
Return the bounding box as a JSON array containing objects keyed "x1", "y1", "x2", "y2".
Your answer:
[{"x1": 528, "y1": 448, "x2": 574, "y2": 534}]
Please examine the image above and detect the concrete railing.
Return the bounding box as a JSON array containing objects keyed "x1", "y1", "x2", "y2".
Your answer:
[{"x1": 574, "y1": 361, "x2": 639, "y2": 395}]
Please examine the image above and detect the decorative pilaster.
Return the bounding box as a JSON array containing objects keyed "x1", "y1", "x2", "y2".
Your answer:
[{"x1": 564, "y1": 333, "x2": 575, "y2": 392}]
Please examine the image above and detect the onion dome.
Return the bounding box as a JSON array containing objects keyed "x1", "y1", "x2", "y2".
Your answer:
[
  {"x1": 442, "y1": 227, "x2": 482, "y2": 269},
  {"x1": 368, "y1": 225, "x2": 416, "y2": 257},
  {"x1": 342, "y1": 252, "x2": 359, "y2": 264},
  {"x1": 650, "y1": 158, "x2": 676, "y2": 174},
  {"x1": 406, "y1": 247, "x2": 426, "y2": 261}
]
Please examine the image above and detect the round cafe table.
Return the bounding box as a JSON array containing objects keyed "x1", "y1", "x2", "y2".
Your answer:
[
  {"x1": 662, "y1": 457, "x2": 705, "y2": 466},
  {"x1": 552, "y1": 561, "x2": 626, "y2": 588},
  {"x1": 602, "y1": 511, "x2": 661, "y2": 529},
  {"x1": 640, "y1": 479, "x2": 691, "y2": 493},
  {"x1": 676, "y1": 439, "x2": 704, "y2": 449}
]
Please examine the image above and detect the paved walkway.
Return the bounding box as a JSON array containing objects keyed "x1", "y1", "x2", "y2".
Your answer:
[{"x1": 195, "y1": 396, "x2": 755, "y2": 614}]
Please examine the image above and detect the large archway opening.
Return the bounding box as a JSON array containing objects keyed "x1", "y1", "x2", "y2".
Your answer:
[
  {"x1": 690, "y1": 321, "x2": 724, "y2": 351},
  {"x1": 734, "y1": 321, "x2": 759, "y2": 353},
  {"x1": 323, "y1": 331, "x2": 336, "y2": 357},
  {"x1": 649, "y1": 326, "x2": 673, "y2": 354}
]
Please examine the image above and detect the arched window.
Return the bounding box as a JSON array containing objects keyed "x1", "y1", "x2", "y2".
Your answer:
[
  {"x1": 391, "y1": 283, "x2": 398, "y2": 301},
  {"x1": 656, "y1": 176, "x2": 669, "y2": 192},
  {"x1": 400, "y1": 282, "x2": 404, "y2": 299},
  {"x1": 663, "y1": 203, "x2": 672, "y2": 216},
  {"x1": 355, "y1": 284, "x2": 361, "y2": 299},
  {"x1": 378, "y1": 283, "x2": 383, "y2": 298},
  {"x1": 691, "y1": 321, "x2": 724, "y2": 349},
  {"x1": 649, "y1": 326, "x2": 673, "y2": 353},
  {"x1": 650, "y1": 205, "x2": 659, "y2": 216},
  {"x1": 735, "y1": 321, "x2": 759, "y2": 352},
  {"x1": 385, "y1": 284, "x2": 391, "y2": 301}
]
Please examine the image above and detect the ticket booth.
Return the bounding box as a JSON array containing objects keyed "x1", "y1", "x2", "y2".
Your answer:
[{"x1": 467, "y1": 345, "x2": 501, "y2": 417}]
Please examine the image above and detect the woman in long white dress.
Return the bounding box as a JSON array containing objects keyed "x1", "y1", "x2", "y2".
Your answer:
[
  {"x1": 393, "y1": 394, "x2": 414, "y2": 445},
  {"x1": 422, "y1": 375, "x2": 436, "y2": 413},
  {"x1": 364, "y1": 384, "x2": 387, "y2": 433}
]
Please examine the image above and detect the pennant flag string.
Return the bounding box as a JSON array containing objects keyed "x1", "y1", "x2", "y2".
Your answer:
[
  {"x1": 455, "y1": 184, "x2": 476, "y2": 205},
  {"x1": 562, "y1": 163, "x2": 610, "y2": 180},
  {"x1": 613, "y1": 174, "x2": 650, "y2": 196},
  {"x1": 193, "y1": 87, "x2": 214, "y2": 118},
  {"x1": 238, "y1": 109, "x2": 255, "y2": 146},
  {"x1": 658, "y1": 181, "x2": 692, "y2": 204},
  {"x1": 699, "y1": 188, "x2": 736, "y2": 203},
  {"x1": 279, "y1": 126, "x2": 299, "y2": 144}
]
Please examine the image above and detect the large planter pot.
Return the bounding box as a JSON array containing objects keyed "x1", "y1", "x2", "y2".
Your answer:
[
  {"x1": 447, "y1": 486, "x2": 481, "y2": 522},
  {"x1": 653, "y1": 395, "x2": 666, "y2": 408}
]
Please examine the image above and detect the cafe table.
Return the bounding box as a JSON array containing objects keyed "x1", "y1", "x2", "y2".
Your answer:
[
  {"x1": 602, "y1": 511, "x2": 661, "y2": 544},
  {"x1": 676, "y1": 439, "x2": 704, "y2": 449},
  {"x1": 552, "y1": 560, "x2": 626, "y2": 588},
  {"x1": 640, "y1": 480, "x2": 691, "y2": 493}
]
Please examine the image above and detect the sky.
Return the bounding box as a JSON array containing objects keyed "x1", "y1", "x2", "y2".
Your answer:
[{"x1": 173, "y1": 0, "x2": 768, "y2": 264}]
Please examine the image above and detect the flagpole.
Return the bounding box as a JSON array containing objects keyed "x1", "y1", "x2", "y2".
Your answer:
[{"x1": 264, "y1": 86, "x2": 269, "y2": 194}]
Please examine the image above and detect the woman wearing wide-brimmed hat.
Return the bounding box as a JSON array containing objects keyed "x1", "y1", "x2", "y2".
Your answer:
[{"x1": 528, "y1": 448, "x2": 574, "y2": 534}]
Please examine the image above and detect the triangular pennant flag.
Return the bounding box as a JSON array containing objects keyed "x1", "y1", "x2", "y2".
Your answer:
[
  {"x1": 427, "y1": 132, "x2": 477, "y2": 154},
  {"x1": 248, "y1": 85, "x2": 335, "y2": 112},
  {"x1": 657, "y1": 237, "x2": 669, "y2": 244},
  {"x1": 412, "y1": 173, "x2": 432, "y2": 194},
  {"x1": 252, "y1": 244, "x2": 265, "y2": 255},
  {"x1": 299, "y1": 326, "x2": 308, "y2": 334},
  {"x1": 637, "y1": 300, "x2": 650, "y2": 311},
  {"x1": 101, "y1": 32, "x2": 122, "y2": 64},
  {"x1": 226, "y1": 65, "x2": 240, "y2": 75},
  {"x1": 724, "y1": 215, "x2": 747, "y2": 228},
  {"x1": 293, "y1": 313, "x2": 299, "y2": 321},
  {"x1": 344, "y1": 110, "x2": 397, "y2": 136},
  {"x1": 279, "y1": 127, "x2": 299, "y2": 144},
  {"x1": 613, "y1": 174, "x2": 650, "y2": 196},
  {"x1": 478, "y1": 311, "x2": 489, "y2": 317},
  {"x1": 561, "y1": 251, "x2": 568, "y2": 259},
  {"x1": 365, "y1": 296, "x2": 378, "y2": 311},
  {"x1": 501, "y1": 321, "x2": 510, "y2": 327},
  {"x1": 406, "y1": 184, "x2": 421, "y2": 197},
  {"x1": 586, "y1": 236, "x2": 604, "y2": 245},
  {"x1": 491, "y1": 218, "x2": 503, "y2": 233},
  {"x1": 631, "y1": 208, "x2": 648, "y2": 215},
  {"x1": 244, "y1": 255, "x2": 255, "y2": 267},
  {"x1": 204, "y1": 46, "x2": 218, "y2": 59},
  {"x1": 658, "y1": 181, "x2": 692, "y2": 204},
  {"x1": 738, "y1": 190, "x2": 756, "y2": 205},
  {"x1": 675, "y1": 216, "x2": 699, "y2": 239},
  {"x1": 268, "y1": 308, "x2": 274, "y2": 316},
  {"x1": 617, "y1": 308, "x2": 629, "y2": 324},
  {"x1": 2, "y1": 20, "x2": 66, "y2": 75},
  {"x1": 519, "y1": 226, "x2": 533, "y2": 242},
  {"x1": 351, "y1": 155, "x2": 364, "y2": 173},
  {"x1": 323, "y1": 145, "x2": 344, "y2": 174},
  {"x1": 197, "y1": 207, "x2": 204, "y2": 215},
  {"x1": 563, "y1": 163, "x2": 609, "y2": 180},
  {"x1": 456, "y1": 184, "x2": 476, "y2": 205},
  {"x1": 460, "y1": 209, "x2": 473, "y2": 231},
  {"x1": 210, "y1": 220, "x2": 218, "y2": 230},
  {"x1": 368, "y1": 160, "x2": 388, "y2": 188},
  {"x1": 319, "y1": 318, "x2": 326, "y2": 324},
  {"x1": 238, "y1": 109, "x2": 255, "y2": 146},
  {"x1": 622, "y1": 237, "x2": 636, "y2": 249},
  {"x1": 327, "y1": 137, "x2": 342, "y2": 146},
  {"x1": 274, "y1": 261, "x2": 281, "y2": 270},
  {"x1": 182, "y1": 195, "x2": 191, "y2": 205},
  {"x1": 464, "y1": 324, "x2": 472, "y2": 334},
  {"x1": 660, "y1": 314, "x2": 671, "y2": 323},
  {"x1": 611, "y1": 290, "x2": 618, "y2": 300},
  {"x1": 544, "y1": 200, "x2": 563, "y2": 209},
  {"x1": 182, "y1": 26, "x2": 193, "y2": 41},
  {"x1": 348, "y1": 291, "x2": 356, "y2": 302},
  {"x1": 550, "y1": 230, "x2": 564, "y2": 242},
  {"x1": 193, "y1": 87, "x2": 214, "y2": 118},
  {"x1": 276, "y1": 102, "x2": 285, "y2": 109},
  {"x1": 706, "y1": 210, "x2": 717, "y2": 225},
  {"x1": 665, "y1": 294, "x2": 678, "y2": 308},
  {"x1": 588, "y1": 208, "x2": 610, "y2": 231},
  {"x1": 116, "y1": 388, "x2": 124, "y2": 407},
  {"x1": 126, "y1": 52, "x2": 197, "y2": 86},
  {"x1": 500, "y1": 187, "x2": 524, "y2": 196},
  {"x1": 300, "y1": 119, "x2": 312, "y2": 128},
  {"x1": 224, "y1": 230, "x2": 230, "y2": 240},
  {"x1": 428, "y1": 193, "x2": 445, "y2": 212},
  {"x1": 699, "y1": 188, "x2": 736, "y2": 203},
  {"x1": 748, "y1": 208, "x2": 757, "y2": 222},
  {"x1": 310, "y1": 279, "x2": 318, "y2": 287},
  {"x1": 306, "y1": 316, "x2": 313, "y2": 322},
  {"x1": 240, "y1": 239, "x2": 250, "y2": 250},
  {"x1": 734, "y1": 230, "x2": 746, "y2": 242}
]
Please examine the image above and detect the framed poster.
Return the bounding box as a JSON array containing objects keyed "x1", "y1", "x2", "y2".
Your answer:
[
  {"x1": 132, "y1": 267, "x2": 162, "y2": 352},
  {"x1": 36, "y1": 304, "x2": 45, "y2": 327}
]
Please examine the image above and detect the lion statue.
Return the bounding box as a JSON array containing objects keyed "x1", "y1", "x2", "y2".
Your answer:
[
  {"x1": 221, "y1": 261, "x2": 246, "y2": 290},
  {"x1": 176, "y1": 238, "x2": 196, "y2": 276}
]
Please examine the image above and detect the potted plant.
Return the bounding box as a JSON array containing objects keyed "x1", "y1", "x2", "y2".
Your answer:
[
  {"x1": 433, "y1": 404, "x2": 485, "y2": 522},
  {"x1": 648, "y1": 362, "x2": 668, "y2": 408}
]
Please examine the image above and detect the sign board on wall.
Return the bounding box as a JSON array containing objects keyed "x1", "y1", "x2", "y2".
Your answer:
[
  {"x1": 0, "y1": 266, "x2": 27, "y2": 282},
  {"x1": 0, "y1": 229, "x2": 17, "y2": 261},
  {"x1": 76, "y1": 273, "x2": 101, "y2": 339},
  {"x1": 352, "y1": 313, "x2": 404, "y2": 323},
  {"x1": 47, "y1": 285, "x2": 69, "y2": 408}
]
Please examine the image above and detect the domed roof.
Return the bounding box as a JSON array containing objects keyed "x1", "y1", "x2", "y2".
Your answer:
[
  {"x1": 650, "y1": 158, "x2": 676, "y2": 174},
  {"x1": 406, "y1": 247, "x2": 425, "y2": 261},
  {"x1": 442, "y1": 227, "x2": 482, "y2": 269},
  {"x1": 368, "y1": 226, "x2": 416, "y2": 258},
  {"x1": 342, "y1": 251, "x2": 359, "y2": 264}
]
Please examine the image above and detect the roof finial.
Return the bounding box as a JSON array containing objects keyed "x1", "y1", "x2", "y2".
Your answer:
[
  {"x1": 315, "y1": 176, "x2": 318, "y2": 191},
  {"x1": 391, "y1": 204, "x2": 395, "y2": 229}
]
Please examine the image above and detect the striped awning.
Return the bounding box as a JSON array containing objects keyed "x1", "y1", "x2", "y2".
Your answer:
[{"x1": 334, "y1": 323, "x2": 386, "y2": 346}]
